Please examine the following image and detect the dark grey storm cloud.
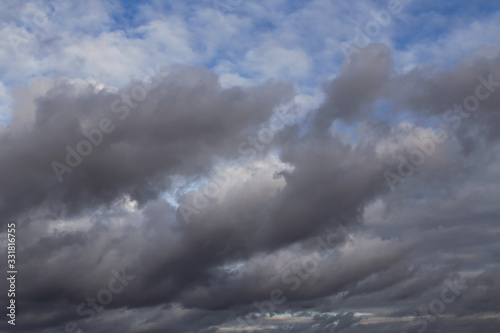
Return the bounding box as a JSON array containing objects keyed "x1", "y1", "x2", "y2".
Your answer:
[
  {"x1": 1, "y1": 43, "x2": 500, "y2": 333},
  {"x1": 313, "y1": 44, "x2": 393, "y2": 131},
  {"x1": 0, "y1": 66, "x2": 293, "y2": 221}
]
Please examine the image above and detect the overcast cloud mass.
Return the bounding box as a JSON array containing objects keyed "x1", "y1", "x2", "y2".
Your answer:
[{"x1": 0, "y1": 0, "x2": 500, "y2": 332}]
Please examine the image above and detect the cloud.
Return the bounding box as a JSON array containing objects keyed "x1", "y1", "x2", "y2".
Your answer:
[
  {"x1": 1, "y1": 1, "x2": 500, "y2": 332},
  {"x1": 0, "y1": 65, "x2": 293, "y2": 221}
]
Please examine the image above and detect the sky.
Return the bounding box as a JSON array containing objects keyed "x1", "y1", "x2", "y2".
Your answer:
[{"x1": 0, "y1": 0, "x2": 500, "y2": 332}]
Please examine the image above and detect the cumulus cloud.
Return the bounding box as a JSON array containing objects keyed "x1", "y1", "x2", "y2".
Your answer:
[{"x1": 1, "y1": 1, "x2": 500, "y2": 333}]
